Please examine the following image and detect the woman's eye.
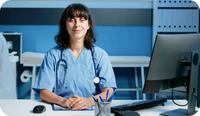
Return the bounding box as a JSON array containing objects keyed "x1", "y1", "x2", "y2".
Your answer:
[
  {"x1": 80, "y1": 18, "x2": 86, "y2": 21},
  {"x1": 68, "y1": 18, "x2": 74, "y2": 22}
]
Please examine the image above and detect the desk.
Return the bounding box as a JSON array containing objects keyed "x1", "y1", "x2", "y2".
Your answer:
[
  {"x1": 0, "y1": 100, "x2": 199, "y2": 116},
  {"x1": 21, "y1": 52, "x2": 150, "y2": 100}
]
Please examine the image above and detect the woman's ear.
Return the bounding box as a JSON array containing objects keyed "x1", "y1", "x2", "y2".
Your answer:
[{"x1": 87, "y1": 23, "x2": 90, "y2": 30}]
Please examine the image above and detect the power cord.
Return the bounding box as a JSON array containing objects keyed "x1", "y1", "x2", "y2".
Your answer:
[{"x1": 171, "y1": 87, "x2": 188, "y2": 106}]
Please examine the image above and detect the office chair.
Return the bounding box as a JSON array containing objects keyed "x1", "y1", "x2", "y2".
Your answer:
[{"x1": 0, "y1": 33, "x2": 17, "y2": 99}]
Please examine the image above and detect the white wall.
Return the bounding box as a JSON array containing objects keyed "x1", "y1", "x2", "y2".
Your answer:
[{"x1": 193, "y1": 0, "x2": 200, "y2": 7}]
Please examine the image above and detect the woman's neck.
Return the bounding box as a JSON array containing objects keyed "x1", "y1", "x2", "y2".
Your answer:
[
  {"x1": 69, "y1": 40, "x2": 84, "y2": 59},
  {"x1": 70, "y1": 42, "x2": 83, "y2": 51}
]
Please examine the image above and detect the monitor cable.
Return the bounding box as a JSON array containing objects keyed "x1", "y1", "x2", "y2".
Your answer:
[{"x1": 171, "y1": 87, "x2": 188, "y2": 107}]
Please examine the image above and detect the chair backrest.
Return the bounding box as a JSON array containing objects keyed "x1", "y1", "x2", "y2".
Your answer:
[{"x1": 0, "y1": 33, "x2": 17, "y2": 99}]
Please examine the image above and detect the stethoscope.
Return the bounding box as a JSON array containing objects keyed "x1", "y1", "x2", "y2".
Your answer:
[{"x1": 55, "y1": 47, "x2": 102, "y2": 94}]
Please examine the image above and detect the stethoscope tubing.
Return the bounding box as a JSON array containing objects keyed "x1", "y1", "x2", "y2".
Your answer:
[{"x1": 55, "y1": 47, "x2": 101, "y2": 94}]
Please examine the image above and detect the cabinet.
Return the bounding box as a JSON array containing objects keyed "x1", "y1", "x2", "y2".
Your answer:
[{"x1": 152, "y1": 0, "x2": 199, "y2": 46}]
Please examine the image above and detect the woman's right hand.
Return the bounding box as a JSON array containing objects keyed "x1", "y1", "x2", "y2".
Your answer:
[{"x1": 40, "y1": 89, "x2": 75, "y2": 109}]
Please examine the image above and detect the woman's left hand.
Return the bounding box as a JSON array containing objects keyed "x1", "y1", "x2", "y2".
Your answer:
[{"x1": 69, "y1": 96, "x2": 94, "y2": 110}]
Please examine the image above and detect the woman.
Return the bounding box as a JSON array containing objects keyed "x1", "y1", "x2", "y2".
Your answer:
[{"x1": 33, "y1": 3, "x2": 117, "y2": 110}]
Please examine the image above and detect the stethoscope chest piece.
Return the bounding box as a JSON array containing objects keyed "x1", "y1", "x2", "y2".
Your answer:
[{"x1": 93, "y1": 76, "x2": 100, "y2": 84}]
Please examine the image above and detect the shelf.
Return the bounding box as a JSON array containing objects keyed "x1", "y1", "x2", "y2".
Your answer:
[
  {"x1": 156, "y1": 0, "x2": 198, "y2": 8},
  {"x1": 152, "y1": 0, "x2": 199, "y2": 46}
]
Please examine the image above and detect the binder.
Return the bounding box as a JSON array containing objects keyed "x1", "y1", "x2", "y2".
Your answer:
[
  {"x1": 192, "y1": 10, "x2": 199, "y2": 32},
  {"x1": 152, "y1": 0, "x2": 199, "y2": 47},
  {"x1": 157, "y1": 9, "x2": 163, "y2": 32}
]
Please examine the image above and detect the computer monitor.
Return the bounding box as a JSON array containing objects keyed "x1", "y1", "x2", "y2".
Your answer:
[
  {"x1": 143, "y1": 33, "x2": 200, "y2": 115},
  {"x1": 3, "y1": 32, "x2": 22, "y2": 59}
]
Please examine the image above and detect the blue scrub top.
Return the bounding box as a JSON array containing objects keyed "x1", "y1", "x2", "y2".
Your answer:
[{"x1": 33, "y1": 46, "x2": 117, "y2": 98}]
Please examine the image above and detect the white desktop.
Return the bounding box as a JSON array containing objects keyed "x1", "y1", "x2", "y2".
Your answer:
[{"x1": 0, "y1": 99, "x2": 199, "y2": 116}]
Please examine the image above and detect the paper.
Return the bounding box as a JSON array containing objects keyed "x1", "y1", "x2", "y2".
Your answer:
[
  {"x1": 52, "y1": 104, "x2": 94, "y2": 111},
  {"x1": 52, "y1": 104, "x2": 71, "y2": 111},
  {"x1": 0, "y1": 107, "x2": 8, "y2": 116},
  {"x1": 20, "y1": 70, "x2": 32, "y2": 83},
  {"x1": 193, "y1": 109, "x2": 200, "y2": 116}
]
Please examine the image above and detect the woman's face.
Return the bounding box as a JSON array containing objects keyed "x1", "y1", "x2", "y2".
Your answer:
[{"x1": 66, "y1": 17, "x2": 90, "y2": 41}]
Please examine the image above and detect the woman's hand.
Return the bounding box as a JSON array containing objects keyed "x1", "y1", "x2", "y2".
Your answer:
[
  {"x1": 60, "y1": 97, "x2": 76, "y2": 108},
  {"x1": 69, "y1": 96, "x2": 94, "y2": 110}
]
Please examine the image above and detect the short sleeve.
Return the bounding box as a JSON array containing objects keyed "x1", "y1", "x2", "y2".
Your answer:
[
  {"x1": 33, "y1": 50, "x2": 56, "y2": 93},
  {"x1": 95, "y1": 47, "x2": 117, "y2": 90}
]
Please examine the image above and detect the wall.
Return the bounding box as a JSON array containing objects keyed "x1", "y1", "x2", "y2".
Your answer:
[{"x1": 0, "y1": 0, "x2": 153, "y2": 99}]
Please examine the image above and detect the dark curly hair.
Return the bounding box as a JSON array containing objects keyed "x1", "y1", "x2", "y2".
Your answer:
[{"x1": 55, "y1": 3, "x2": 96, "y2": 49}]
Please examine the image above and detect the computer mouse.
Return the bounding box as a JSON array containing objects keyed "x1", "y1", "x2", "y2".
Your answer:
[
  {"x1": 114, "y1": 110, "x2": 140, "y2": 116},
  {"x1": 32, "y1": 105, "x2": 46, "y2": 113}
]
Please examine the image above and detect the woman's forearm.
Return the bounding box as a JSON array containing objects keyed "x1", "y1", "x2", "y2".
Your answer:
[{"x1": 40, "y1": 89, "x2": 70, "y2": 108}]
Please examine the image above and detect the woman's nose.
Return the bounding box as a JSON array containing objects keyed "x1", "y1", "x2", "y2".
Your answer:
[{"x1": 74, "y1": 19, "x2": 80, "y2": 26}]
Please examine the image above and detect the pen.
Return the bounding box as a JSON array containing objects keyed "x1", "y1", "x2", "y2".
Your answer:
[
  {"x1": 108, "y1": 91, "x2": 116, "y2": 102},
  {"x1": 96, "y1": 99, "x2": 101, "y2": 116},
  {"x1": 105, "y1": 89, "x2": 109, "y2": 101},
  {"x1": 99, "y1": 95, "x2": 104, "y2": 102},
  {"x1": 93, "y1": 96, "x2": 101, "y2": 116},
  {"x1": 92, "y1": 96, "x2": 98, "y2": 102}
]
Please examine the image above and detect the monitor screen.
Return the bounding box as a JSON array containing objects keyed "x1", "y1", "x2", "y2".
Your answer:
[
  {"x1": 3, "y1": 32, "x2": 22, "y2": 58},
  {"x1": 143, "y1": 33, "x2": 200, "y2": 115}
]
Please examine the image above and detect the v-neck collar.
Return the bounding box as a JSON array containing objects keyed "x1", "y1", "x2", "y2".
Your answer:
[{"x1": 68, "y1": 48, "x2": 85, "y2": 63}]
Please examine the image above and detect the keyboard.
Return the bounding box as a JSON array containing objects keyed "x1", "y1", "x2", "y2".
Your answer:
[{"x1": 111, "y1": 98, "x2": 167, "y2": 113}]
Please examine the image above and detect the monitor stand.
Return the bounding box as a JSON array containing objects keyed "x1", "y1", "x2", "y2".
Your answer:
[
  {"x1": 160, "y1": 51, "x2": 199, "y2": 116},
  {"x1": 160, "y1": 108, "x2": 196, "y2": 116}
]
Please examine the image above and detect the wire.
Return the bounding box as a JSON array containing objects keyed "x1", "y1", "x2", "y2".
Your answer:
[{"x1": 171, "y1": 87, "x2": 188, "y2": 106}]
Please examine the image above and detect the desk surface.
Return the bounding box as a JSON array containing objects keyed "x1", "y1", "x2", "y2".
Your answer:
[{"x1": 0, "y1": 99, "x2": 199, "y2": 116}]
